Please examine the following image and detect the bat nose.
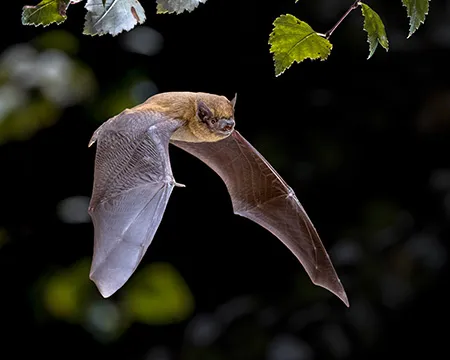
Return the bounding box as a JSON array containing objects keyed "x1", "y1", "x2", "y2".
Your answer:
[{"x1": 219, "y1": 118, "x2": 235, "y2": 132}]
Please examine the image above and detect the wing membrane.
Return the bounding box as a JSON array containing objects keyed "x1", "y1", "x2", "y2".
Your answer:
[
  {"x1": 171, "y1": 130, "x2": 348, "y2": 306},
  {"x1": 89, "y1": 112, "x2": 181, "y2": 297}
]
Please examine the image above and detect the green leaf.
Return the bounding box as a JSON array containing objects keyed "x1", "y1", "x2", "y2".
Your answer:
[
  {"x1": 360, "y1": 3, "x2": 389, "y2": 59},
  {"x1": 33, "y1": 30, "x2": 80, "y2": 55},
  {"x1": 84, "y1": 0, "x2": 146, "y2": 36},
  {"x1": 42, "y1": 259, "x2": 92, "y2": 322},
  {"x1": 156, "y1": 0, "x2": 207, "y2": 14},
  {"x1": 402, "y1": 0, "x2": 430, "y2": 38},
  {"x1": 0, "y1": 96, "x2": 60, "y2": 145},
  {"x1": 269, "y1": 14, "x2": 332, "y2": 76},
  {"x1": 123, "y1": 262, "x2": 194, "y2": 324},
  {"x1": 22, "y1": 0, "x2": 70, "y2": 27}
]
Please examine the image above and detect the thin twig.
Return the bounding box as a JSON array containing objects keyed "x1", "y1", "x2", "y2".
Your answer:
[{"x1": 324, "y1": 0, "x2": 360, "y2": 39}]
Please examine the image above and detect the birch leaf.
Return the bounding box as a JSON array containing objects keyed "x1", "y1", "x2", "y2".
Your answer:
[
  {"x1": 22, "y1": 0, "x2": 71, "y2": 27},
  {"x1": 269, "y1": 14, "x2": 332, "y2": 76},
  {"x1": 156, "y1": 0, "x2": 207, "y2": 14},
  {"x1": 84, "y1": 0, "x2": 146, "y2": 36},
  {"x1": 360, "y1": 2, "x2": 389, "y2": 59},
  {"x1": 401, "y1": 0, "x2": 430, "y2": 38}
]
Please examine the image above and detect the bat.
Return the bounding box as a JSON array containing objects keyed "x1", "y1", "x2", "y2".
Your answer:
[{"x1": 87, "y1": 92, "x2": 349, "y2": 306}]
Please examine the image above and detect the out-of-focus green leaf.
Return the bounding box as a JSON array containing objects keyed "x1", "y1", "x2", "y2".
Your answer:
[
  {"x1": 0, "y1": 97, "x2": 59, "y2": 145},
  {"x1": 269, "y1": 14, "x2": 332, "y2": 76},
  {"x1": 84, "y1": 0, "x2": 146, "y2": 36},
  {"x1": 93, "y1": 89, "x2": 136, "y2": 121},
  {"x1": 123, "y1": 262, "x2": 194, "y2": 324},
  {"x1": 401, "y1": 0, "x2": 430, "y2": 38},
  {"x1": 0, "y1": 41, "x2": 96, "y2": 144},
  {"x1": 90, "y1": 72, "x2": 147, "y2": 121},
  {"x1": 22, "y1": 0, "x2": 70, "y2": 27},
  {"x1": 360, "y1": 3, "x2": 389, "y2": 59},
  {"x1": 156, "y1": 0, "x2": 207, "y2": 14},
  {"x1": 84, "y1": 300, "x2": 130, "y2": 343},
  {"x1": 42, "y1": 259, "x2": 92, "y2": 322},
  {"x1": 33, "y1": 30, "x2": 79, "y2": 55}
]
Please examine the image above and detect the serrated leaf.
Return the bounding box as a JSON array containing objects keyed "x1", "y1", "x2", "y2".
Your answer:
[
  {"x1": 402, "y1": 0, "x2": 429, "y2": 38},
  {"x1": 269, "y1": 14, "x2": 332, "y2": 76},
  {"x1": 360, "y1": 3, "x2": 389, "y2": 59},
  {"x1": 22, "y1": 0, "x2": 70, "y2": 27},
  {"x1": 156, "y1": 0, "x2": 207, "y2": 14},
  {"x1": 84, "y1": 0, "x2": 146, "y2": 36}
]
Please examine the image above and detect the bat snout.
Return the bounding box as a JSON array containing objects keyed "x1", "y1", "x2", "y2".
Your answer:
[{"x1": 218, "y1": 118, "x2": 235, "y2": 133}]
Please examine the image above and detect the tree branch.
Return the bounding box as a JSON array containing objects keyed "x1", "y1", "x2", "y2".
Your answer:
[{"x1": 323, "y1": 0, "x2": 361, "y2": 39}]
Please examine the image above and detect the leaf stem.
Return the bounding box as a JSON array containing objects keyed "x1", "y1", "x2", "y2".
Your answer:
[{"x1": 324, "y1": 0, "x2": 360, "y2": 39}]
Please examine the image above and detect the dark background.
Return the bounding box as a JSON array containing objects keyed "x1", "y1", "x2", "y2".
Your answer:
[{"x1": 1, "y1": 0, "x2": 450, "y2": 359}]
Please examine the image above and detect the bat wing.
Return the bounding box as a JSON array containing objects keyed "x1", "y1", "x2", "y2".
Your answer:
[
  {"x1": 171, "y1": 131, "x2": 349, "y2": 306},
  {"x1": 89, "y1": 111, "x2": 182, "y2": 298}
]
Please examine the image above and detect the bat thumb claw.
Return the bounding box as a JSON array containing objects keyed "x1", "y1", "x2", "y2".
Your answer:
[{"x1": 174, "y1": 182, "x2": 186, "y2": 188}]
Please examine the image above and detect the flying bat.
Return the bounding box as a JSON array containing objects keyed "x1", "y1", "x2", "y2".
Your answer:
[{"x1": 87, "y1": 92, "x2": 349, "y2": 306}]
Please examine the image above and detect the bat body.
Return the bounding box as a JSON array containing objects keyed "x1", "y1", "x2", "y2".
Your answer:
[{"x1": 88, "y1": 92, "x2": 349, "y2": 306}]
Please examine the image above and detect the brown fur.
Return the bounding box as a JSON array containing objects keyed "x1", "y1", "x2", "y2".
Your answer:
[{"x1": 135, "y1": 92, "x2": 235, "y2": 142}]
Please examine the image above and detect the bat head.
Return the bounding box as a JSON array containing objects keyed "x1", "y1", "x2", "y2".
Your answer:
[
  {"x1": 185, "y1": 93, "x2": 235, "y2": 142},
  {"x1": 197, "y1": 100, "x2": 235, "y2": 136}
]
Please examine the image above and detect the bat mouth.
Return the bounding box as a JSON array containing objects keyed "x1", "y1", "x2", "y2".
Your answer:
[{"x1": 216, "y1": 118, "x2": 235, "y2": 135}]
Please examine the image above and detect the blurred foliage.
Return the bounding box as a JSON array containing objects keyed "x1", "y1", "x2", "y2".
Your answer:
[
  {"x1": 90, "y1": 72, "x2": 156, "y2": 122},
  {"x1": 0, "y1": 27, "x2": 160, "y2": 144},
  {"x1": 0, "y1": 30, "x2": 96, "y2": 144},
  {"x1": 33, "y1": 29, "x2": 80, "y2": 54},
  {"x1": 35, "y1": 259, "x2": 193, "y2": 341},
  {"x1": 42, "y1": 258, "x2": 92, "y2": 322},
  {"x1": 123, "y1": 262, "x2": 195, "y2": 325}
]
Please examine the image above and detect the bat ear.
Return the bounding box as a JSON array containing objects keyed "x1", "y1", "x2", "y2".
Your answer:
[
  {"x1": 231, "y1": 93, "x2": 237, "y2": 109},
  {"x1": 197, "y1": 100, "x2": 213, "y2": 123}
]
